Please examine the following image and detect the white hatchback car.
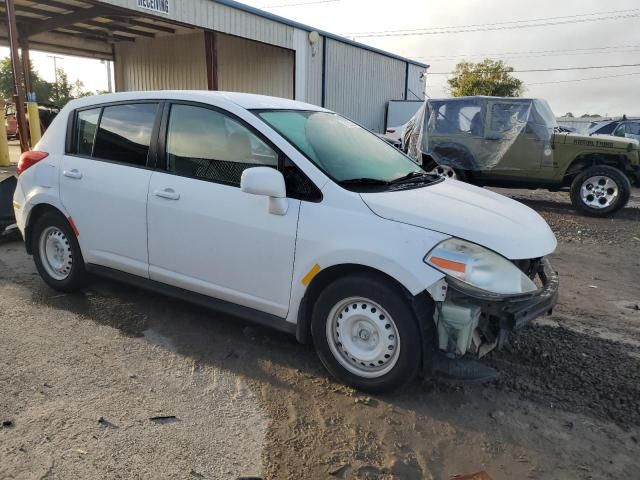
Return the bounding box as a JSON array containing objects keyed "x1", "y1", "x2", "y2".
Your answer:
[{"x1": 14, "y1": 91, "x2": 559, "y2": 391}]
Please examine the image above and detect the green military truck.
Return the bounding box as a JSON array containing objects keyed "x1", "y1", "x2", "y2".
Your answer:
[{"x1": 404, "y1": 97, "x2": 640, "y2": 216}]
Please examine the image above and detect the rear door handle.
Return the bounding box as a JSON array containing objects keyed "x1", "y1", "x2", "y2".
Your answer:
[
  {"x1": 63, "y1": 169, "x2": 82, "y2": 179},
  {"x1": 154, "y1": 188, "x2": 180, "y2": 200}
]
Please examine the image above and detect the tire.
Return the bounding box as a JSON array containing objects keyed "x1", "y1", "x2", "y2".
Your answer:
[
  {"x1": 423, "y1": 159, "x2": 461, "y2": 181},
  {"x1": 569, "y1": 165, "x2": 631, "y2": 217},
  {"x1": 32, "y1": 211, "x2": 87, "y2": 292},
  {"x1": 311, "y1": 273, "x2": 424, "y2": 392}
]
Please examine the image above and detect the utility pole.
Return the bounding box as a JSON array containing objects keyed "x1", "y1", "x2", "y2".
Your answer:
[{"x1": 47, "y1": 55, "x2": 63, "y2": 102}]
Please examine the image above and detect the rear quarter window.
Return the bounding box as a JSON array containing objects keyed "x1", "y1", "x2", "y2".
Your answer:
[{"x1": 74, "y1": 108, "x2": 100, "y2": 156}]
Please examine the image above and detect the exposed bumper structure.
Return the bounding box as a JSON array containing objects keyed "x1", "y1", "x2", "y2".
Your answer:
[
  {"x1": 448, "y1": 258, "x2": 559, "y2": 330},
  {"x1": 435, "y1": 258, "x2": 559, "y2": 359}
]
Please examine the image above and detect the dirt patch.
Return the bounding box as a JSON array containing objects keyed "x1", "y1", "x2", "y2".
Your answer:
[{"x1": 489, "y1": 325, "x2": 640, "y2": 427}]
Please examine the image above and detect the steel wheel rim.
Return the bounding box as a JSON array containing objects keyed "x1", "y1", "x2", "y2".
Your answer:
[
  {"x1": 325, "y1": 297, "x2": 400, "y2": 379},
  {"x1": 580, "y1": 175, "x2": 619, "y2": 209},
  {"x1": 39, "y1": 226, "x2": 73, "y2": 281},
  {"x1": 428, "y1": 164, "x2": 457, "y2": 180}
]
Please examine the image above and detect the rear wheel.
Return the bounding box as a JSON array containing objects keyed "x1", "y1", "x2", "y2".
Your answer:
[
  {"x1": 311, "y1": 273, "x2": 423, "y2": 392},
  {"x1": 32, "y1": 211, "x2": 87, "y2": 291},
  {"x1": 570, "y1": 165, "x2": 631, "y2": 216}
]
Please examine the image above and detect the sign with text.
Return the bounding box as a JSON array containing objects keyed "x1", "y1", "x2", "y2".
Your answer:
[{"x1": 137, "y1": 0, "x2": 170, "y2": 15}]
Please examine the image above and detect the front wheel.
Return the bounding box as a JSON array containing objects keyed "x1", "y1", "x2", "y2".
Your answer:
[
  {"x1": 311, "y1": 274, "x2": 423, "y2": 392},
  {"x1": 569, "y1": 165, "x2": 631, "y2": 217}
]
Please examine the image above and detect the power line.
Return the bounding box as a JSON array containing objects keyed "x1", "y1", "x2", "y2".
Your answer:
[
  {"x1": 261, "y1": 0, "x2": 339, "y2": 7},
  {"x1": 411, "y1": 44, "x2": 640, "y2": 61},
  {"x1": 527, "y1": 71, "x2": 640, "y2": 86},
  {"x1": 342, "y1": 9, "x2": 640, "y2": 37},
  {"x1": 428, "y1": 63, "x2": 640, "y2": 75},
  {"x1": 426, "y1": 71, "x2": 640, "y2": 87}
]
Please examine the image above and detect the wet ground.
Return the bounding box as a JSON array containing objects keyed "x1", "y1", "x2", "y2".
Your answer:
[{"x1": 1, "y1": 166, "x2": 639, "y2": 478}]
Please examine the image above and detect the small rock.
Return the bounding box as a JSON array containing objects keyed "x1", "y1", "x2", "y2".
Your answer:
[
  {"x1": 354, "y1": 396, "x2": 374, "y2": 406},
  {"x1": 128, "y1": 373, "x2": 137, "y2": 379},
  {"x1": 2, "y1": 420, "x2": 14, "y2": 427},
  {"x1": 489, "y1": 410, "x2": 505, "y2": 423}
]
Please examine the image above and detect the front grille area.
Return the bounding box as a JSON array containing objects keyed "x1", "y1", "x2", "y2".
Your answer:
[{"x1": 512, "y1": 257, "x2": 543, "y2": 279}]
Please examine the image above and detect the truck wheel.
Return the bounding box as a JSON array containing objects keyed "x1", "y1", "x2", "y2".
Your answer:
[
  {"x1": 32, "y1": 211, "x2": 87, "y2": 292},
  {"x1": 311, "y1": 273, "x2": 423, "y2": 392},
  {"x1": 424, "y1": 159, "x2": 458, "y2": 180},
  {"x1": 570, "y1": 165, "x2": 631, "y2": 216}
]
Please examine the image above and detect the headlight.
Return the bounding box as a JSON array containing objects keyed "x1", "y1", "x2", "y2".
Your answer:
[{"x1": 424, "y1": 238, "x2": 537, "y2": 295}]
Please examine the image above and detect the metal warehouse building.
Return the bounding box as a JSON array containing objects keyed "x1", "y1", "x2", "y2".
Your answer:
[{"x1": 1, "y1": 0, "x2": 428, "y2": 133}]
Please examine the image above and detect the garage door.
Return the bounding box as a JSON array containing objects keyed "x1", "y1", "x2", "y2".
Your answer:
[{"x1": 215, "y1": 32, "x2": 295, "y2": 100}]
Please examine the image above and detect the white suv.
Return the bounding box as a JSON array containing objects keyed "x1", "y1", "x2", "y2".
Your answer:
[{"x1": 13, "y1": 91, "x2": 559, "y2": 391}]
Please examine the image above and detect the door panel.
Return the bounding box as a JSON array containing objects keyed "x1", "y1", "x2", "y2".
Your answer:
[
  {"x1": 60, "y1": 157, "x2": 151, "y2": 277},
  {"x1": 479, "y1": 102, "x2": 544, "y2": 180},
  {"x1": 147, "y1": 172, "x2": 300, "y2": 317},
  {"x1": 146, "y1": 103, "x2": 300, "y2": 318},
  {"x1": 60, "y1": 103, "x2": 158, "y2": 277}
]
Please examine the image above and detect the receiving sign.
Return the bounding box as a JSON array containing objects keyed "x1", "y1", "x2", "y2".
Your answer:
[{"x1": 137, "y1": 0, "x2": 170, "y2": 15}]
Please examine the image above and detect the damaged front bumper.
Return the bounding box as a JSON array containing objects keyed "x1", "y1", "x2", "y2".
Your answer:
[{"x1": 435, "y1": 258, "x2": 559, "y2": 358}]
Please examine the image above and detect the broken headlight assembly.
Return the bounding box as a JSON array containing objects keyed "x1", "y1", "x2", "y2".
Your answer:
[{"x1": 424, "y1": 238, "x2": 538, "y2": 296}]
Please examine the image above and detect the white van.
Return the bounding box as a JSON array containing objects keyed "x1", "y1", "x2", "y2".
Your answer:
[{"x1": 13, "y1": 91, "x2": 558, "y2": 391}]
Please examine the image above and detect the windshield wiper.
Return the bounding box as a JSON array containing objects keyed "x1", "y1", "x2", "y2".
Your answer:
[
  {"x1": 390, "y1": 171, "x2": 437, "y2": 184},
  {"x1": 338, "y1": 178, "x2": 391, "y2": 186}
]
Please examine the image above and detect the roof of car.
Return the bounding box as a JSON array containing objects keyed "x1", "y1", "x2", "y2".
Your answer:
[
  {"x1": 65, "y1": 90, "x2": 328, "y2": 112},
  {"x1": 430, "y1": 96, "x2": 539, "y2": 102}
]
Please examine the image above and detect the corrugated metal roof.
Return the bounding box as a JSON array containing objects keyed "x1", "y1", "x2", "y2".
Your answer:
[{"x1": 212, "y1": 0, "x2": 429, "y2": 69}]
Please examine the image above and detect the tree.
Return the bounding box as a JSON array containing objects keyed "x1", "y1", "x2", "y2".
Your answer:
[
  {"x1": 447, "y1": 59, "x2": 524, "y2": 97},
  {"x1": 564, "y1": 112, "x2": 574, "y2": 118},
  {"x1": 0, "y1": 57, "x2": 91, "y2": 106},
  {"x1": 50, "y1": 68, "x2": 89, "y2": 106},
  {"x1": 0, "y1": 57, "x2": 53, "y2": 103}
]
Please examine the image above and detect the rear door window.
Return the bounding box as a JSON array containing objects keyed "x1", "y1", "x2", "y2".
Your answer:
[
  {"x1": 74, "y1": 108, "x2": 100, "y2": 156},
  {"x1": 93, "y1": 103, "x2": 158, "y2": 166}
]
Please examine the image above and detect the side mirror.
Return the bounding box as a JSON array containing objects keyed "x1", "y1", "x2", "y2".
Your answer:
[{"x1": 240, "y1": 167, "x2": 288, "y2": 215}]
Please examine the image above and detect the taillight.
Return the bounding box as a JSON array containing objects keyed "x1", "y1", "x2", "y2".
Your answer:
[{"x1": 17, "y1": 151, "x2": 48, "y2": 175}]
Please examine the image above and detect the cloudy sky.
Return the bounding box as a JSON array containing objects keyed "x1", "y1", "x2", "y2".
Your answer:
[
  {"x1": 3, "y1": 0, "x2": 640, "y2": 117},
  {"x1": 245, "y1": 0, "x2": 640, "y2": 117}
]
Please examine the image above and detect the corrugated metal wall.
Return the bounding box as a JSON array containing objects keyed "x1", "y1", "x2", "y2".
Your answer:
[
  {"x1": 324, "y1": 39, "x2": 406, "y2": 132},
  {"x1": 216, "y1": 33, "x2": 294, "y2": 99},
  {"x1": 101, "y1": 0, "x2": 293, "y2": 49},
  {"x1": 114, "y1": 32, "x2": 207, "y2": 91},
  {"x1": 406, "y1": 63, "x2": 426, "y2": 101}
]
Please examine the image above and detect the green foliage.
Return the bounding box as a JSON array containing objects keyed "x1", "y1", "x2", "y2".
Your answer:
[
  {"x1": 0, "y1": 57, "x2": 53, "y2": 103},
  {"x1": 0, "y1": 57, "x2": 90, "y2": 106},
  {"x1": 564, "y1": 112, "x2": 574, "y2": 118},
  {"x1": 447, "y1": 59, "x2": 524, "y2": 98}
]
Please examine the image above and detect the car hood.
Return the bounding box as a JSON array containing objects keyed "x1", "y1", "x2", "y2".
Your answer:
[
  {"x1": 561, "y1": 132, "x2": 639, "y2": 149},
  {"x1": 360, "y1": 180, "x2": 557, "y2": 260}
]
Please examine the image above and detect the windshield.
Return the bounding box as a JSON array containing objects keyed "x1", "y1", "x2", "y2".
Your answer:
[
  {"x1": 258, "y1": 110, "x2": 425, "y2": 184},
  {"x1": 532, "y1": 99, "x2": 558, "y2": 128}
]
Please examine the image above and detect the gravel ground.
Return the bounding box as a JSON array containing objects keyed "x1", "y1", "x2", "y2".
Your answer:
[{"x1": 1, "y1": 170, "x2": 639, "y2": 479}]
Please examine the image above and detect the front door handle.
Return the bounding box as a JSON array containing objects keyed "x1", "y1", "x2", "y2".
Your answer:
[
  {"x1": 63, "y1": 169, "x2": 82, "y2": 179},
  {"x1": 154, "y1": 188, "x2": 180, "y2": 200}
]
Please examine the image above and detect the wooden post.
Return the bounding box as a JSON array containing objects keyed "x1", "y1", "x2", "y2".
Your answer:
[
  {"x1": 205, "y1": 31, "x2": 219, "y2": 91},
  {"x1": 4, "y1": 0, "x2": 29, "y2": 152},
  {"x1": 20, "y1": 38, "x2": 33, "y2": 101}
]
